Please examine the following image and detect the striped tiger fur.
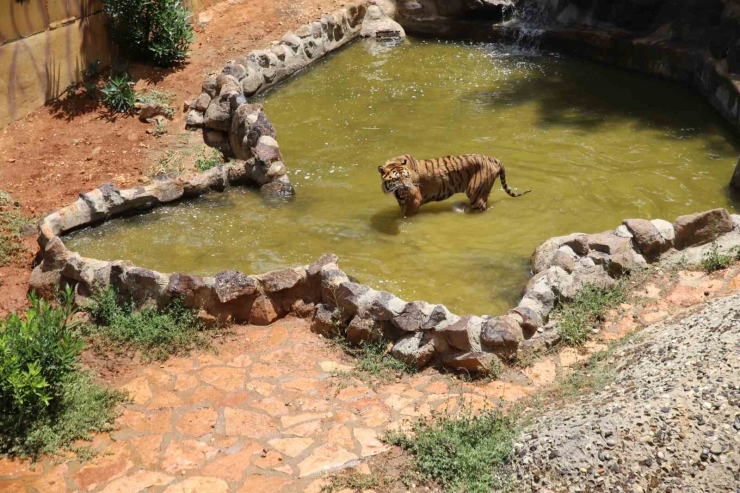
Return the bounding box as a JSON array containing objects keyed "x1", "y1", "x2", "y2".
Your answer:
[{"x1": 378, "y1": 153, "x2": 531, "y2": 217}]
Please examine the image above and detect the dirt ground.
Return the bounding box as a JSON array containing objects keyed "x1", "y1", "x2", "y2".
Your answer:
[{"x1": 0, "y1": 0, "x2": 347, "y2": 317}]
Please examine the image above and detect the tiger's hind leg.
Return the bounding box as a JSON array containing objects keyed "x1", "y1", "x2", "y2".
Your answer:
[{"x1": 466, "y1": 173, "x2": 494, "y2": 212}]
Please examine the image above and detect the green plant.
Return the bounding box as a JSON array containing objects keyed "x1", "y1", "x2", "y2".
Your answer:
[
  {"x1": 154, "y1": 119, "x2": 167, "y2": 137},
  {"x1": 0, "y1": 191, "x2": 31, "y2": 266},
  {"x1": 83, "y1": 287, "x2": 209, "y2": 361},
  {"x1": 139, "y1": 89, "x2": 176, "y2": 106},
  {"x1": 103, "y1": 0, "x2": 194, "y2": 67},
  {"x1": 101, "y1": 73, "x2": 137, "y2": 113},
  {"x1": 556, "y1": 283, "x2": 627, "y2": 346},
  {"x1": 386, "y1": 408, "x2": 517, "y2": 493},
  {"x1": 701, "y1": 242, "x2": 733, "y2": 273},
  {"x1": 194, "y1": 149, "x2": 225, "y2": 171},
  {"x1": 322, "y1": 472, "x2": 382, "y2": 492}
]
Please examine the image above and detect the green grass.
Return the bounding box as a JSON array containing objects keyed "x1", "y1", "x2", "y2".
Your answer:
[
  {"x1": 556, "y1": 283, "x2": 627, "y2": 346},
  {"x1": 322, "y1": 471, "x2": 382, "y2": 492},
  {"x1": 194, "y1": 149, "x2": 225, "y2": 171},
  {"x1": 332, "y1": 337, "x2": 417, "y2": 380},
  {"x1": 83, "y1": 288, "x2": 209, "y2": 361},
  {"x1": 138, "y1": 89, "x2": 176, "y2": 106},
  {"x1": 0, "y1": 191, "x2": 31, "y2": 266},
  {"x1": 386, "y1": 408, "x2": 518, "y2": 493},
  {"x1": 701, "y1": 242, "x2": 735, "y2": 273},
  {"x1": 0, "y1": 371, "x2": 126, "y2": 459},
  {"x1": 147, "y1": 151, "x2": 184, "y2": 177}
]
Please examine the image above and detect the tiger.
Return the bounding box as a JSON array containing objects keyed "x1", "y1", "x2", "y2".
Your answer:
[{"x1": 378, "y1": 153, "x2": 531, "y2": 217}]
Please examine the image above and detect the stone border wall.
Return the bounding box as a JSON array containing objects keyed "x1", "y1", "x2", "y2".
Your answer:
[{"x1": 31, "y1": 158, "x2": 740, "y2": 373}]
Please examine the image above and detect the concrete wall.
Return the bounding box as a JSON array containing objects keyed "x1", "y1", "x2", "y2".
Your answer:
[{"x1": 0, "y1": 0, "x2": 215, "y2": 129}]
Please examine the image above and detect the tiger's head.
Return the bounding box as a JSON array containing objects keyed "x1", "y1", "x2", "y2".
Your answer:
[{"x1": 378, "y1": 154, "x2": 415, "y2": 194}]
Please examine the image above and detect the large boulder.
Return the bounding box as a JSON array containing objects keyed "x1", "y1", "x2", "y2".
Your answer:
[
  {"x1": 436, "y1": 315, "x2": 484, "y2": 352},
  {"x1": 442, "y1": 351, "x2": 498, "y2": 374},
  {"x1": 673, "y1": 208, "x2": 733, "y2": 249},
  {"x1": 204, "y1": 93, "x2": 233, "y2": 132},
  {"x1": 586, "y1": 232, "x2": 635, "y2": 275},
  {"x1": 346, "y1": 315, "x2": 384, "y2": 344},
  {"x1": 213, "y1": 270, "x2": 258, "y2": 304},
  {"x1": 310, "y1": 303, "x2": 343, "y2": 337},
  {"x1": 531, "y1": 233, "x2": 589, "y2": 274}
]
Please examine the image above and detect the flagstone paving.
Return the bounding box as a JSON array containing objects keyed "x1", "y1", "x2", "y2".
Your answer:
[{"x1": 3, "y1": 265, "x2": 740, "y2": 492}]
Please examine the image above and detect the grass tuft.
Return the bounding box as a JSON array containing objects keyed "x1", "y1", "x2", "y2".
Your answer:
[
  {"x1": 556, "y1": 283, "x2": 627, "y2": 346},
  {"x1": 332, "y1": 337, "x2": 416, "y2": 380},
  {"x1": 386, "y1": 408, "x2": 517, "y2": 493},
  {"x1": 83, "y1": 287, "x2": 209, "y2": 361}
]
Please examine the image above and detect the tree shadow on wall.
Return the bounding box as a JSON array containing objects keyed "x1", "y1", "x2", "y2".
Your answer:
[{"x1": 461, "y1": 58, "x2": 740, "y2": 157}]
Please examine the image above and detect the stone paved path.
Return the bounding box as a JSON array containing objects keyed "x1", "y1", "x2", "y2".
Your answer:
[{"x1": 3, "y1": 265, "x2": 740, "y2": 492}]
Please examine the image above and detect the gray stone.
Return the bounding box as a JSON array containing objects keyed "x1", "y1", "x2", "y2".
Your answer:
[
  {"x1": 346, "y1": 315, "x2": 384, "y2": 344},
  {"x1": 167, "y1": 274, "x2": 212, "y2": 307},
  {"x1": 437, "y1": 315, "x2": 484, "y2": 352},
  {"x1": 222, "y1": 63, "x2": 247, "y2": 80},
  {"x1": 229, "y1": 93, "x2": 247, "y2": 110},
  {"x1": 194, "y1": 93, "x2": 211, "y2": 112},
  {"x1": 480, "y1": 314, "x2": 524, "y2": 355},
  {"x1": 215, "y1": 74, "x2": 240, "y2": 94},
  {"x1": 509, "y1": 306, "x2": 542, "y2": 335},
  {"x1": 336, "y1": 282, "x2": 373, "y2": 317},
  {"x1": 186, "y1": 109, "x2": 205, "y2": 128},
  {"x1": 202, "y1": 75, "x2": 219, "y2": 98},
  {"x1": 311, "y1": 303, "x2": 342, "y2": 337},
  {"x1": 183, "y1": 165, "x2": 229, "y2": 197},
  {"x1": 623, "y1": 218, "x2": 665, "y2": 259},
  {"x1": 392, "y1": 300, "x2": 434, "y2": 332},
  {"x1": 361, "y1": 4, "x2": 406, "y2": 38},
  {"x1": 614, "y1": 224, "x2": 633, "y2": 238},
  {"x1": 138, "y1": 102, "x2": 172, "y2": 122},
  {"x1": 260, "y1": 268, "x2": 304, "y2": 293},
  {"x1": 253, "y1": 136, "x2": 283, "y2": 166},
  {"x1": 442, "y1": 351, "x2": 497, "y2": 374},
  {"x1": 241, "y1": 65, "x2": 264, "y2": 96},
  {"x1": 367, "y1": 291, "x2": 407, "y2": 320},
  {"x1": 674, "y1": 208, "x2": 733, "y2": 249},
  {"x1": 391, "y1": 332, "x2": 435, "y2": 369},
  {"x1": 249, "y1": 294, "x2": 280, "y2": 325},
  {"x1": 552, "y1": 250, "x2": 575, "y2": 273},
  {"x1": 204, "y1": 93, "x2": 233, "y2": 132},
  {"x1": 651, "y1": 219, "x2": 675, "y2": 242},
  {"x1": 560, "y1": 266, "x2": 617, "y2": 300},
  {"x1": 282, "y1": 32, "x2": 303, "y2": 52},
  {"x1": 531, "y1": 233, "x2": 588, "y2": 274},
  {"x1": 261, "y1": 179, "x2": 295, "y2": 198},
  {"x1": 214, "y1": 270, "x2": 258, "y2": 303}
]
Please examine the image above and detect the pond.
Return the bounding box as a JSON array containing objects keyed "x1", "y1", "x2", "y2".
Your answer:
[{"x1": 65, "y1": 38, "x2": 740, "y2": 315}]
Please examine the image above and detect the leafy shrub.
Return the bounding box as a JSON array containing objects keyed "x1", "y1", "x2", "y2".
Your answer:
[
  {"x1": 701, "y1": 242, "x2": 734, "y2": 273},
  {"x1": 103, "y1": 0, "x2": 195, "y2": 67},
  {"x1": 101, "y1": 73, "x2": 137, "y2": 113},
  {"x1": 556, "y1": 283, "x2": 627, "y2": 346},
  {"x1": 84, "y1": 287, "x2": 208, "y2": 361},
  {"x1": 386, "y1": 409, "x2": 517, "y2": 493},
  {"x1": 0, "y1": 288, "x2": 125, "y2": 459},
  {"x1": 194, "y1": 149, "x2": 225, "y2": 171}
]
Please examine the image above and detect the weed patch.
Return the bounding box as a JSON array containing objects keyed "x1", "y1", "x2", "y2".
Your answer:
[
  {"x1": 84, "y1": 287, "x2": 209, "y2": 361},
  {"x1": 701, "y1": 242, "x2": 735, "y2": 273},
  {"x1": 556, "y1": 283, "x2": 627, "y2": 346},
  {"x1": 148, "y1": 151, "x2": 184, "y2": 177},
  {"x1": 194, "y1": 149, "x2": 225, "y2": 171},
  {"x1": 0, "y1": 191, "x2": 31, "y2": 266},
  {"x1": 332, "y1": 337, "x2": 416, "y2": 382},
  {"x1": 386, "y1": 408, "x2": 517, "y2": 493}
]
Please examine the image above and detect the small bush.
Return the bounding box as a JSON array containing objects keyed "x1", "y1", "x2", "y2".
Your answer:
[
  {"x1": 103, "y1": 0, "x2": 194, "y2": 67},
  {"x1": 0, "y1": 191, "x2": 31, "y2": 266},
  {"x1": 194, "y1": 149, "x2": 225, "y2": 171},
  {"x1": 386, "y1": 409, "x2": 517, "y2": 493},
  {"x1": 701, "y1": 242, "x2": 733, "y2": 273},
  {"x1": 101, "y1": 73, "x2": 137, "y2": 113},
  {"x1": 84, "y1": 288, "x2": 208, "y2": 361},
  {"x1": 0, "y1": 287, "x2": 125, "y2": 459},
  {"x1": 556, "y1": 283, "x2": 627, "y2": 346}
]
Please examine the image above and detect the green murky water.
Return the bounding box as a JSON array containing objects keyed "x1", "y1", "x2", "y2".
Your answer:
[{"x1": 65, "y1": 38, "x2": 740, "y2": 315}]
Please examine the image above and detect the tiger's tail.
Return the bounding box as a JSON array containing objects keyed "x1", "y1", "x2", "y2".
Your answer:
[{"x1": 500, "y1": 165, "x2": 531, "y2": 198}]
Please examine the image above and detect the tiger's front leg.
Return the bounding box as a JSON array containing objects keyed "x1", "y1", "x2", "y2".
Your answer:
[{"x1": 400, "y1": 188, "x2": 422, "y2": 217}]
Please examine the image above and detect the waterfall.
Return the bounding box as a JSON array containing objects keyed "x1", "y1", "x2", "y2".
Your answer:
[{"x1": 508, "y1": 0, "x2": 556, "y2": 52}]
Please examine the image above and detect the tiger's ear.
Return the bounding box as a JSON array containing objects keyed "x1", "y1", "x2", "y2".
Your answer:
[
  {"x1": 377, "y1": 166, "x2": 384, "y2": 174},
  {"x1": 401, "y1": 158, "x2": 407, "y2": 165}
]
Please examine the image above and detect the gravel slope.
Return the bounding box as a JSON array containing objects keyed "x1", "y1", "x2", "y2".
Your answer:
[{"x1": 513, "y1": 293, "x2": 740, "y2": 492}]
